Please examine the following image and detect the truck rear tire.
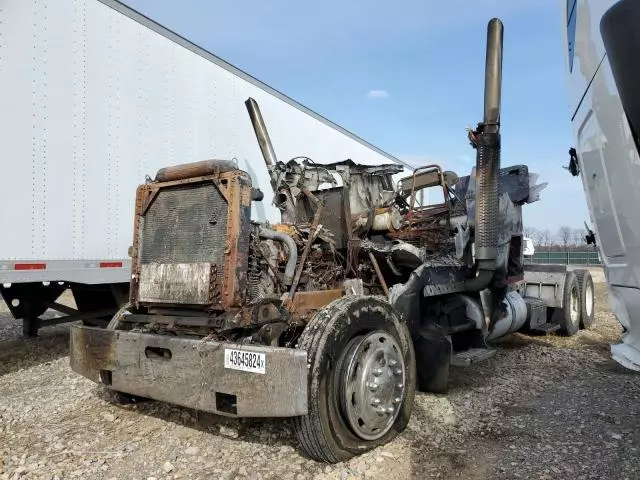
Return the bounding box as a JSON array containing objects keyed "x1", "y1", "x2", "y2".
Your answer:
[
  {"x1": 574, "y1": 269, "x2": 595, "y2": 329},
  {"x1": 557, "y1": 271, "x2": 581, "y2": 336},
  {"x1": 293, "y1": 295, "x2": 416, "y2": 463}
]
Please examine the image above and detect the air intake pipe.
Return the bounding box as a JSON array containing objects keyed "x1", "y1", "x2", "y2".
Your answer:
[{"x1": 465, "y1": 18, "x2": 503, "y2": 291}]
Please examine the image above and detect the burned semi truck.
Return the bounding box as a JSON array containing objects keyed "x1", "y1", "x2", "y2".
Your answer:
[{"x1": 69, "y1": 18, "x2": 594, "y2": 463}]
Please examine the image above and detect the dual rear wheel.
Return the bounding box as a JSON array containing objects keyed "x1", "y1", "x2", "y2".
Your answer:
[{"x1": 557, "y1": 269, "x2": 595, "y2": 336}]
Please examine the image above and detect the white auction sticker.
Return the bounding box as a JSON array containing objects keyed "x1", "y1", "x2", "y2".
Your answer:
[{"x1": 224, "y1": 348, "x2": 266, "y2": 374}]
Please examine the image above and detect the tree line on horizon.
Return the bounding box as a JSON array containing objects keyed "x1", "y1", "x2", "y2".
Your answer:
[{"x1": 523, "y1": 226, "x2": 596, "y2": 251}]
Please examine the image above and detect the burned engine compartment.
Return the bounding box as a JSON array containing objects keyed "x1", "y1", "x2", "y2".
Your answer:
[
  {"x1": 118, "y1": 95, "x2": 547, "y2": 349},
  {"x1": 246, "y1": 157, "x2": 454, "y2": 301},
  {"x1": 122, "y1": 148, "x2": 545, "y2": 348}
]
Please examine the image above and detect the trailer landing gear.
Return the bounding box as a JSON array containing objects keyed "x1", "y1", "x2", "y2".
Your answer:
[
  {"x1": 0, "y1": 282, "x2": 128, "y2": 337},
  {"x1": 1, "y1": 282, "x2": 66, "y2": 338}
]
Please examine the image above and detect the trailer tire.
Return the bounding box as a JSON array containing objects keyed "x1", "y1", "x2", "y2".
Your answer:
[
  {"x1": 293, "y1": 295, "x2": 416, "y2": 463},
  {"x1": 574, "y1": 269, "x2": 595, "y2": 329},
  {"x1": 557, "y1": 272, "x2": 581, "y2": 336}
]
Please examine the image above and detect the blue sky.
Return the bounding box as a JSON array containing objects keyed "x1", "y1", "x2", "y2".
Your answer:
[{"x1": 122, "y1": 0, "x2": 590, "y2": 232}]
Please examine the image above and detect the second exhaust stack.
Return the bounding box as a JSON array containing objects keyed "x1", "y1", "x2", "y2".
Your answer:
[{"x1": 245, "y1": 97, "x2": 280, "y2": 195}]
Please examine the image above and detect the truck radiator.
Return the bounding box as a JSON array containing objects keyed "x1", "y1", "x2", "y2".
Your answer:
[{"x1": 137, "y1": 182, "x2": 228, "y2": 305}]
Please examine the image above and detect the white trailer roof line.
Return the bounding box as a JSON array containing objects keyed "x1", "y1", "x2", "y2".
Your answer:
[{"x1": 98, "y1": 0, "x2": 410, "y2": 169}]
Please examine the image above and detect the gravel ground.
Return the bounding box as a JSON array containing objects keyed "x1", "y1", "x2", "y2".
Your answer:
[{"x1": 2, "y1": 271, "x2": 640, "y2": 480}]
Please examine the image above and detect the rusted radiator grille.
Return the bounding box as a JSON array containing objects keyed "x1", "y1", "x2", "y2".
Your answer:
[{"x1": 139, "y1": 182, "x2": 228, "y2": 265}]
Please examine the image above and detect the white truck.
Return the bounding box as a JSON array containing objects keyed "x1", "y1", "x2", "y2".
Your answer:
[
  {"x1": 561, "y1": 0, "x2": 640, "y2": 370},
  {"x1": 523, "y1": 236, "x2": 535, "y2": 258},
  {"x1": 0, "y1": 0, "x2": 410, "y2": 336}
]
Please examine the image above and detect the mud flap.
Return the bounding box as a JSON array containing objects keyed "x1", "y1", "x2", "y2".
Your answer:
[{"x1": 414, "y1": 329, "x2": 451, "y2": 394}]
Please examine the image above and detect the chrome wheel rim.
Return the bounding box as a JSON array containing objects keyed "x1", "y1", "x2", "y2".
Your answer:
[
  {"x1": 571, "y1": 286, "x2": 580, "y2": 325},
  {"x1": 339, "y1": 331, "x2": 405, "y2": 441}
]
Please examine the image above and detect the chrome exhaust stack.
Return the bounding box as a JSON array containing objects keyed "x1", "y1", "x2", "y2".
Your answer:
[{"x1": 465, "y1": 18, "x2": 504, "y2": 291}]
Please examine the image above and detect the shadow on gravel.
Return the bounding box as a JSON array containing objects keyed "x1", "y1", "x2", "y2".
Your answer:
[
  {"x1": 92, "y1": 385, "x2": 302, "y2": 452},
  {"x1": 596, "y1": 357, "x2": 640, "y2": 375},
  {"x1": 447, "y1": 366, "x2": 491, "y2": 390},
  {"x1": 489, "y1": 332, "x2": 557, "y2": 349},
  {"x1": 405, "y1": 397, "x2": 471, "y2": 479},
  {"x1": 0, "y1": 321, "x2": 71, "y2": 378}
]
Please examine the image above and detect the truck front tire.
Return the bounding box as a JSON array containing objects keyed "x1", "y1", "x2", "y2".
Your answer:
[{"x1": 293, "y1": 295, "x2": 416, "y2": 463}]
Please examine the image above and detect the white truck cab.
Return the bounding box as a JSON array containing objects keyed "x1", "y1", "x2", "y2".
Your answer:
[{"x1": 562, "y1": 0, "x2": 640, "y2": 370}]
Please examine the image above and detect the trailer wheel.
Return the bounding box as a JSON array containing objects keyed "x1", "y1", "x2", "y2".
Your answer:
[
  {"x1": 293, "y1": 295, "x2": 416, "y2": 463},
  {"x1": 102, "y1": 303, "x2": 149, "y2": 405},
  {"x1": 557, "y1": 272, "x2": 581, "y2": 336},
  {"x1": 574, "y1": 269, "x2": 595, "y2": 329}
]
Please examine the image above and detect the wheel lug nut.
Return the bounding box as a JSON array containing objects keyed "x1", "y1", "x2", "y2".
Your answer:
[
  {"x1": 371, "y1": 398, "x2": 381, "y2": 406},
  {"x1": 394, "y1": 396, "x2": 402, "y2": 404},
  {"x1": 397, "y1": 383, "x2": 404, "y2": 389},
  {"x1": 368, "y1": 382, "x2": 379, "y2": 392},
  {"x1": 389, "y1": 359, "x2": 397, "y2": 366},
  {"x1": 394, "y1": 368, "x2": 402, "y2": 376},
  {"x1": 386, "y1": 406, "x2": 394, "y2": 413},
  {"x1": 373, "y1": 368, "x2": 383, "y2": 376}
]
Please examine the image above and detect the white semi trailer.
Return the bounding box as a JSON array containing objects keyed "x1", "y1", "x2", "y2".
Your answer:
[
  {"x1": 561, "y1": 0, "x2": 640, "y2": 370},
  {"x1": 0, "y1": 0, "x2": 410, "y2": 336}
]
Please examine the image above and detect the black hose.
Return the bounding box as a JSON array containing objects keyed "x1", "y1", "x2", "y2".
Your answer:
[{"x1": 258, "y1": 227, "x2": 297, "y2": 285}]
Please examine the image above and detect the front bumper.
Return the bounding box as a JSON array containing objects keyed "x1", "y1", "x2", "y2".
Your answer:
[{"x1": 69, "y1": 325, "x2": 308, "y2": 417}]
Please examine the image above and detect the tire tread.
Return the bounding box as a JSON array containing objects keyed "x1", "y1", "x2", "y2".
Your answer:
[
  {"x1": 574, "y1": 269, "x2": 595, "y2": 328},
  {"x1": 557, "y1": 271, "x2": 580, "y2": 336},
  {"x1": 292, "y1": 295, "x2": 414, "y2": 463}
]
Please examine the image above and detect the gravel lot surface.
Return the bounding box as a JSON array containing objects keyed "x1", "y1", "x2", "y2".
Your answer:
[{"x1": 2, "y1": 269, "x2": 639, "y2": 480}]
